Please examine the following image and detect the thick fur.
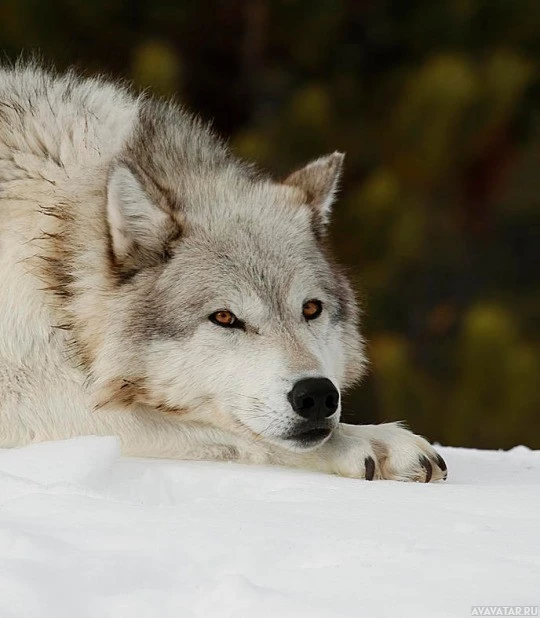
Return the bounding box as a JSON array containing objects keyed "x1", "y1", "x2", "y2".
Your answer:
[{"x1": 0, "y1": 63, "x2": 446, "y2": 481}]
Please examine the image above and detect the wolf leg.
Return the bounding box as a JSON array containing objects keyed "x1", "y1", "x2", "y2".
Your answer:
[
  {"x1": 95, "y1": 411, "x2": 446, "y2": 482},
  {"x1": 91, "y1": 409, "x2": 272, "y2": 464}
]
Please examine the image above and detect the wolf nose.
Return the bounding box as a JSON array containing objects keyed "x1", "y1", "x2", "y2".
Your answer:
[{"x1": 288, "y1": 378, "x2": 339, "y2": 420}]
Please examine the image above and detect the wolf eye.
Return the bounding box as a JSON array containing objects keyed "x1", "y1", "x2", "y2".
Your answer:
[
  {"x1": 303, "y1": 299, "x2": 323, "y2": 321},
  {"x1": 209, "y1": 310, "x2": 242, "y2": 329}
]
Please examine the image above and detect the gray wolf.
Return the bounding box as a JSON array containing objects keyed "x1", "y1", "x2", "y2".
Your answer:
[{"x1": 0, "y1": 63, "x2": 446, "y2": 481}]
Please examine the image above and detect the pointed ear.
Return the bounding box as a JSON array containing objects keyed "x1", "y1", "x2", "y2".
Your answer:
[
  {"x1": 283, "y1": 152, "x2": 344, "y2": 232},
  {"x1": 106, "y1": 164, "x2": 180, "y2": 274}
]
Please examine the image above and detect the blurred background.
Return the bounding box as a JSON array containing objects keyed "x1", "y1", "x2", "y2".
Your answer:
[{"x1": 1, "y1": 0, "x2": 539, "y2": 449}]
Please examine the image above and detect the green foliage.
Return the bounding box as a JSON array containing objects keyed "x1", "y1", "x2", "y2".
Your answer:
[
  {"x1": 1, "y1": 0, "x2": 539, "y2": 447},
  {"x1": 132, "y1": 40, "x2": 182, "y2": 95},
  {"x1": 451, "y1": 305, "x2": 540, "y2": 448}
]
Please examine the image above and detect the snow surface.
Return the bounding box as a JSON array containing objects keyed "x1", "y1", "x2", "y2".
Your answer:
[{"x1": 0, "y1": 437, "x2": 539, "y2": 618}]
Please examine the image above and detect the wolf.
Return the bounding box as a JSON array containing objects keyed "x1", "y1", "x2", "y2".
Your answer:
[{"x1": 0, "y1": 63, "x2": 446, "y2": 481}]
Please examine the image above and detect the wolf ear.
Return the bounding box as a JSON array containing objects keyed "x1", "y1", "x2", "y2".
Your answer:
[
  {"x1": 106, "y1": 164, "x2": 179, "y2": 273},
  {"x1": 283, "y1": 152, "x2": 344, "y2": 232}
]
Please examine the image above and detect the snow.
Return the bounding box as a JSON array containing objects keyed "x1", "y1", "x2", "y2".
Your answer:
[{"x1": 0, "y1": 437, "x2": 539, "y2": 618}]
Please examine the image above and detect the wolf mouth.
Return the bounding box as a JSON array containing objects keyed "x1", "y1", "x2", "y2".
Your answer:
[{"x1": 290, "y1": 426, "x2": 332, "y2": 446}]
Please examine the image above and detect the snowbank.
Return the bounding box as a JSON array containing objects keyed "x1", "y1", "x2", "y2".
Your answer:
[{"x1": 1, "y1": 437, "x2": 539, "y2": 617}]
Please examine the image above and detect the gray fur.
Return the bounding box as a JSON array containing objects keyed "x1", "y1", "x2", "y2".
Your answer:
[{"x1": 0, "y1": 63, "x2": 447, "y2": 482}]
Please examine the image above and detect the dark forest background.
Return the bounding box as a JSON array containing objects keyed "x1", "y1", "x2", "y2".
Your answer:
[{"x1": 1, "y1": 0, "x2": 539, "y2": 449}]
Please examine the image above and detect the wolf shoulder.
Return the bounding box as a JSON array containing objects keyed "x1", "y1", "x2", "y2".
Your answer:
[{"x1": 0, "y1": 63, "x2": 139, "y2": 185}]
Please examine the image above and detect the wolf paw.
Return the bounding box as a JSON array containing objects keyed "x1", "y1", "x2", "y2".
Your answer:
[{"x1": 341, "y1": 423, "x2": 447, "y2": 482}]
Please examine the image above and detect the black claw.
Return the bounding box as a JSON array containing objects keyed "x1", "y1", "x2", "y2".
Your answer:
[
  {"x1": 364, "y1": 456, "x2": 375, "y2": 481},
  {"x1": 435, "y1": 453, "x2": 447, "y2": 473},
  {"x1": 419, "y1": 455, "x2": 432, "y2": 483}
]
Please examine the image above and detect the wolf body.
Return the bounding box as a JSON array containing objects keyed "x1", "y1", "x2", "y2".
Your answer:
[{"x1": 0, "y1": 64, "x2": 446, "y2": 481}]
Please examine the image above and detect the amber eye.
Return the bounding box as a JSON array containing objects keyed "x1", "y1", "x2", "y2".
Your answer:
[
  {"x1": 303, "y1": 299, "x2": 323, "y2": 321},
  {"x1": 209, "y1": 310, "x2": 241, "y2": 329}
]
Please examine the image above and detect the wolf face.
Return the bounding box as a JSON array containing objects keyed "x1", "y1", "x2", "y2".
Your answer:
[{"x1": 92, "y1": 134, "x2": 366, "y2": 451}]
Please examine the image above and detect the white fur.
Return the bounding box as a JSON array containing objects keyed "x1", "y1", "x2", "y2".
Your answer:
[
  {"x1": 0, "y1": 64, "x2": 446, "y2": 481},
  {"x1": 107, "y1": 165, "x2": 171, "y2": 262}
]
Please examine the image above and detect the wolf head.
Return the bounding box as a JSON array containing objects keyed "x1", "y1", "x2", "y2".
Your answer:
[{"x1": 91, "y1": 102, "x2": 366, "y2": 451}]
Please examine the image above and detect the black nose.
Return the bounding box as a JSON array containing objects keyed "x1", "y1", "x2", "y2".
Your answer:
[{"x1": 288, "y1": 378, "x2": 339, "y2": 420}]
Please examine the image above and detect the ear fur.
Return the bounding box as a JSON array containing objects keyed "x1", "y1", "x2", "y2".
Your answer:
[
  {"x1": 106, "y1": 164, "x2": 180, "y2": 274},
  {"x1": 283, "y1": 152, "x2": 344, "y2": 232}
]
